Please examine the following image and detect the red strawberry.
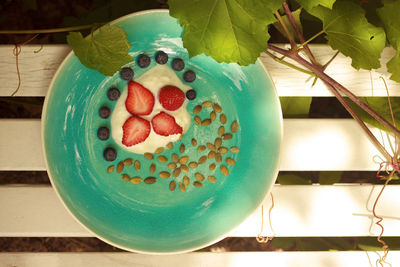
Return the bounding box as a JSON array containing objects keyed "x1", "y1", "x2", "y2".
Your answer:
[
  {"x1": 122, "y1": 116, "x2": 151, "y2": 146},
  {"x1": 158, "y1": 85, "x2": 185, "y2": 111},
  {"x1": 125, "y1": 81, "x2": 155, "y2": 115},
  {"x1": 151, "y1": 112, "x2": 183, "y2": 136}
]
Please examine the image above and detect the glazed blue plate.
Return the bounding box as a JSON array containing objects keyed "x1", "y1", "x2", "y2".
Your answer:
[{"x1": 42, "y1": 10, "x2": 282, "y2": 253}]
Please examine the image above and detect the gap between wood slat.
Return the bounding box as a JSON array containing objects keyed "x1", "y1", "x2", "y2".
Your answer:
[
  {"x1": 0, "y1": 44, "x2": 399, "y2": 97},
  {"x1": 0, "y1": 184, "x2": 399, "y2": 237},
  {"x1": 0, "y1": 119, "x2": 391, "y2": 171}
]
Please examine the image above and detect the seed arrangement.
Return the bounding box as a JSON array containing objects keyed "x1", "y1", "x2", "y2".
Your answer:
[
  {"x1": 106, "y1": 100, "x2": 240, "y2": 192},
  {"x1": 96, "y1": 50, "x2": 240, "y2": 192}
]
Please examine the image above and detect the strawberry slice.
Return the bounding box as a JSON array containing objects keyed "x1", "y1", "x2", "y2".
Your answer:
[
  {"x1": 151, "y1": 112, "x2": 183, "y2": 136},
  {"x1": 122, "y1": 116, "x2": 151, "y2": 146},
  {"x1": 125, "y1": 81, "x2": 155, "y2": 115},
  {"x1": 158, "y1": 85, "x2": 185, "y2": 111}
]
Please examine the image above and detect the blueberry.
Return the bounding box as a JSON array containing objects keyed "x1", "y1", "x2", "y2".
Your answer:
[
  {"x1": 171, "y1": 58, "x2": 185, "y2": 71},
  {"x1": 120, "y1": 67, "x2": 134, "y2": 81},
  {"x1": 155, "y1": 51, "x2": 168, "y2": 64},
  {"x1": 183, "y1": 70, "x2": 196, "y2": 82},
  {"x1": 97, "y1": 126, "x2": 110, "y2": 140},
  {"x1": 137, "y1": 54, "x2": 150, "y2": 68},
  {"x1": 99, "y1": 106, "x2": 111, "y2": 119},
  {"x1": 103, "y1": 147, "x2": 117, "y2": 161},
  {"x1": 186, "y1": 89, "x2": 196, "y2": 100},
  {"x1": 107, "y1": 87, "x2": 120, "y2": 101}
]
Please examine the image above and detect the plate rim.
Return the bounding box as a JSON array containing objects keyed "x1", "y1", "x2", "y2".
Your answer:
[{"x1": 41, "y1": 9, "x2": 283, "y2": 254}]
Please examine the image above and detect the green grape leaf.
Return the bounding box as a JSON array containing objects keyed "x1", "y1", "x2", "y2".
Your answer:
[
  {"x1": 349, "y1": 97, "x2": 400, "y2": 133},
  {"x1": 377, "y1": 1, "x2": 400, "y2": 82},
  {"x1": 318, "y1": 171, "x2": 342, "y2": 185},
  {"x1": 309, "y1": 1, "x2": 386, "y2": 70},
  {"x1": 67, "y1": 24, "x2": 133, "y2": 76},
  {"x1": 273, "y1": 8, "x2": 303, "y2": 42},
  {"x1": 386, "y1": 49, "x2": 400, "y2": 83},
  {"x1": 169, "y1": 0, "x2": 284, "y2": 65},
  {"x1": 277, "y1": 174, "x2": 312, "y2": 185},
  {"x1": 280, "y1": 97, "x2": 312, "y2": 118},
  {"x1": 296, "y1": 0, "x2": 336, "y2": 10}
]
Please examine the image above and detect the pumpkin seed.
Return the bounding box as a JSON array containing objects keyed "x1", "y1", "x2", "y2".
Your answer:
[
  {"x1": 207, "y1": 143, "x2": 216, "y2": 151},
  {"x1": 188, "y1": 161, "x2": 198, "y2": 168},
  {"x1": 131, "y1": 177, "x2": 142, "y2": 184},
  {"x1": 220, "y1": 165, "x2": 229, "y2": 176},
  {"x1": 179, "y1": 182, "x2": 186, "y2": 192},
  {"x1": 123, "y1": 158, "x2": 133, "y2": 166},
  {"x1": 150, "y1": 164, "x2": 156, "y2": 174},
  {"x1": 181, "y1": 165, "x2": 189, "y2": 172},
  {"x1": 218, "y1": 147, "x2": 228, "y2": 154},
  {"x1": 208, "y1": 176, "x2": 217, "y2": 183},
  {"x1": 214, "y1": 138, "x2": 222, "y2": 148},
  {"x1": 195, "y1": 172, "x2": 205, "y2": 182},
  {"x1": 222, "y1": 133, "x2": 233, "y2": 140},
  {"x1": 121, "y1": 174, "x2": 131, "y2": 182},
  {"x1": 230, "y1": 147, "x2": 240, "y2": 153},
  {"x1": 193, "y1": 181, "x2": 202, "y2": 188},
  {"x1": 166, "y1": 142, "x2": 173, "y2": 149},
  {"x1": 134, "y1": 160, "x2": 141, "y2": 171},
  {"x1": 158, "y1": 155, "x2": 168, "y2": 163},
  {"x1": 173, "y1": 168, "x2": 181, "y2": 177},
  {"x1": 168, "y1": 163, "x2": 177, "y2": 169},
  {"x1": 191, "y1": 138, "x2": 197, "y2": 146},
  {"x1": 144, "y1": 153, "x2": 154, "y2": 160},
  {"x1": 172, "y1": 153, "x2": 179, "y2": 163},
  {"x1": 215, "y1": 153, "x2": 222, "y2": 163},
  {"x1": 226, "y1": 157, "x2": 236, "y2": 165},
  {"x1": 144, "y1": 177, "x2": 157, "y2": 184},
  {"x1": 213, "y1": 103, "x2": 222, "y2": 113},
  {"x1": 183, "y1": 176, "x2": 190, "y2": 186},
  {"x1": 198, "y1": 145, "x2": 206, "y2": 152},
  {"x1": 194, "y1": 116, "x2": 201, "y2": 125},
  {"x1": 159, "y1": 171, "x2": 171, "y2": 179},
  {"x1": 218, "y1": 126, "x2": 225, "y2": 136},
  {"x1": 169, "y1": 181, "x2": 176, "y2": 191},
  {"x1": 180, "y1": 143, "x2": 185, "y2": 153},
  {"x1": 209, "y1": 163, "x2": 216, "y2": 170},
  {"x1": 116, "y1": 161, "x2": 124, "y2": 173},
  {"x1": 208, "y1": 151, "x2": 216, "y2": 159},
  {"x1": 202, "y1": 101, "x2": 212, "y2": 107},
  {"x1": 198, "y1": 155, "x2": 207, "y2": 164},
  {"x1": 201, "y1": 119, "x2": 211, "y2": 126},
  {"x1": 231, "y1": 121, "x2": 239, "y2": 133},
  {"x1": 220, "y1": 113, "x2": 227, "y2": 124},
  {"x1": 107, "y1": 165, "x2": 114, "y2": 173},
  {"x1": 179, "y1": 156, "x2": 188, "y2": 164},
  {"x1": 193, "y1": 105, "x2": 202, "y2": 114},
  {"x1": 210, "y1": 111, "x2": 216, "y2": 121},
  {"x1": 155, "y1": 147, "x2": 164, "y2": 154}
]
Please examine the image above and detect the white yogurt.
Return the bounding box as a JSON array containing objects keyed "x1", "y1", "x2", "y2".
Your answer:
[{"x1": 111, "y1": 65, "x2": 192, "y2": 154}]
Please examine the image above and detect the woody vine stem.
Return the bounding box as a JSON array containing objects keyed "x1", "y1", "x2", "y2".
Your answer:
[{"x1": 269, "y1": 2, "x2": 399, "y2": 264}]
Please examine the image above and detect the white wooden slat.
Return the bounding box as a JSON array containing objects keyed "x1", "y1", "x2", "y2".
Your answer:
[
  {"x1": 0, "y1": 45, "x2": 70, "y2": 97},
  {"x1": 1, "y1": 252, "x2": 400, "y2": 267},
  {"x1": 0, "y1": 44, "x2": 399, "y2": 97},
  {"x1": 0, "y1": 118, "x2": 390, "y2": 171},
  {"x1": 1, "y1": 184, "x2": 399, "y2": 237}
]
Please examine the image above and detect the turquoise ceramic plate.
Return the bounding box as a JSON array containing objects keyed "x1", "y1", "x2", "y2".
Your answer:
[{"x1": 42, "y1": 10, "x2": 282, "y2": 253}]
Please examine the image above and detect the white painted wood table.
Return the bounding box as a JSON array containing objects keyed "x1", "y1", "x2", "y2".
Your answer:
[{"x1": 1, "y1": 44, "x2": 400, "y2": 266}]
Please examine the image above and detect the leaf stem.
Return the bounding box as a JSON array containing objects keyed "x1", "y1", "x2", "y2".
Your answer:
[
  {"x1": 268, "y1": 44, "x2": 400, "y2": 140},
  {"x1": 274, "y1": 11, "x2": 296, "y2": 49},
  {"x1": 265, "y1": 51, "x2": 315, "y2": 76},
  {"x1": 297, "y1": 30, "x2": 325, "y2": 50},
  {"x1": 0, "y1": 24, "x2": 97, "y2": 34}
]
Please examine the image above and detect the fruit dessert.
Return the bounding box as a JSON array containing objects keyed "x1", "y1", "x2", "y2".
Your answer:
[{"x1": 96, "y1": 51, "x2": 240, "y2": 192}]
